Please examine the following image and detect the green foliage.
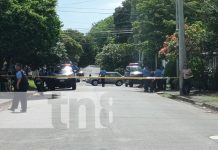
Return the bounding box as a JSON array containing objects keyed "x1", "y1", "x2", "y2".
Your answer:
[
  {"x1": 60, "y1": 31, "x2": 83, "y2": 62},
  {"x1": 165, "y1": 60, "x2": 177, "y2": 77},
  {"x1": 88, "y1": 16, "x2": 115, "y2": 52},
  {"x1": 96, "y1": 43, "x2": 135, "y2": 71},
  {"x1": 78, "y1": 36, "x2": 97, "y2": 67},
  {"x1": 134, "y1": 0, "x2": 176, "y2": 48},
  {"x1": 0, "y1": 0, "x2": 61, "y2": 66},
  {"x1": 113, "y1": 0, "x2": 132, "y2": 43}
]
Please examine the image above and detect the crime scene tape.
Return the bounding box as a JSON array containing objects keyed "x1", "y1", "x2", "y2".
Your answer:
[{"x1": 0, "y1": 74, "x2": 178, "y2": 80}]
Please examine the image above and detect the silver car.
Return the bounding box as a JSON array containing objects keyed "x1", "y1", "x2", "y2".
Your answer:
[{"x1": 86, "y1": 72, "x2": 124, "y2": 86}]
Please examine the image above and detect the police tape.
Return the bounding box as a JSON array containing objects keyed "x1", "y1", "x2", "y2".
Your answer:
[{"x1": 0, "y1": 74, "x2": 178, "y2": 80}]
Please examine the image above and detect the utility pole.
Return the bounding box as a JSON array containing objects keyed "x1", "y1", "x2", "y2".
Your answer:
[
  {"x1": 131, "y1": 0, "x2": 140, "y2": 63},
  {"x1": 176, "y1": 0, "x2": 179, "y2": 78},
  {"x1": 178, "y1": 0, "x2": 187, "y2": 95}
]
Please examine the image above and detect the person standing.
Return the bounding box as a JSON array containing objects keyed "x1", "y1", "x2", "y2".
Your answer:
[
  {"x1": 8, "y1": 63, "x2": 28, "y2": 112},
  {"x1": 154, "y1": 67, "x2": 162, "y2": 92},
  {"x1": 99, "y1": 68, "x2": 107, "y2": 87},
  {"x1": 32, "y1": 66, "x2": 42, "y2": 92},
  {"x1": 142, "y1": 66, "x2": 150, "y2": 92},
  {"x1": 161, "y1": 67, "x2": 166, "y2": 91},
  {"x1": 182, "y1": 66, "x2": 193, "y2": 95}
]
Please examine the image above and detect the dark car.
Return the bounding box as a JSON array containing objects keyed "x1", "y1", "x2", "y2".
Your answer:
[
  {"x1": 125, "y1": 65, "x2": 143, "y2": 87},
  {"x1": 86, "y1": 72, "x2": 123, "y2": 86},
  {"x1": 45, "y1": 64, "x2": 77, "y2": 90}
]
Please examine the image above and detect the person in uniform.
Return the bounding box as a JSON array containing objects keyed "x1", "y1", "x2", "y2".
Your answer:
[
  {"x1": 99, "y1": 68, "x2": 107, "y2": 87},
  {"x1": 8, "y1": 63, "x2": 28, "y2": 112},
  {"x1": 142, "y1": 66, "x2": 151, "y2": 92}
]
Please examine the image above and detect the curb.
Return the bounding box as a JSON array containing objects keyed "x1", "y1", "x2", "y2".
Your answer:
[
  {"x1": 202, "y1": 103, "x2": 218, "y2": 112},
  {"x1": 162, "y1": 93, "x2": 218, "y2": 112},
  {"x1": 175, "y1": 95, "x2": 196, "y2": 104},
  {"x1": 0, "y1": 100, "x2": 11, "y2": 108}
]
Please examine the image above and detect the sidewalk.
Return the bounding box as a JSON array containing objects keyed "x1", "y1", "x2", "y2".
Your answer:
[
  {"x1": 0, "y1": 91, "x2": 38, "y2": 109},
  {"x1": 159, "y1": 91, "x2": 218, "y2": 112},
  {"x1": 0, "y1": 99, "x2": 11, "y2": 108},
  {"x1": 0, "y1": 92, "x2": 13, "y2": 109}
]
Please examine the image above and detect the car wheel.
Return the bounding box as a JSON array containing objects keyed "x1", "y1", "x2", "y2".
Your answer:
[
  {"x1": 129, "y1": 82, "x2": 133, "y2": 87},
  {"x1": 125, "y1": 83, "x2": 128, "y2": 87},
  {"x1": 92, "y1": 80, "x2": 98, "y2": 86},
  {"x1": 72, "y1": 82, "x2": 77, "y2": 90},
  {"x1": 49, "y1": 86, "x2": 55, "y2": 91},
  {"x1": 116, "y1": 81, "x2": 123, "y2": 86}
]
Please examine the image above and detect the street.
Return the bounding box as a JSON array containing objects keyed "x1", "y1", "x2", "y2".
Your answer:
[{"x1": 0, "y1": 84, "x2": 218, "y2": 150}]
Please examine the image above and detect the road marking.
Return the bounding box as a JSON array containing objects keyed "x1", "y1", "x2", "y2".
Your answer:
[{"x1": 210, "y1": 135, "x2": 218, "y2": 140}]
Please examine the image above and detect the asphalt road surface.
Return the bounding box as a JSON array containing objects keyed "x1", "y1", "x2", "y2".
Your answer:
[{"x1": 0, "y1": 84, "x2": 218, "y2": 150}]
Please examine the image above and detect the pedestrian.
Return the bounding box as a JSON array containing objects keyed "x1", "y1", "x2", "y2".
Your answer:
[
  {"x1": 154, "y1": 67, "x2": 162, "y2": 92},
  {"x1": 32, "y1": 66, "x2": 42, "y2": 92},
  {"x1": 142, "y1": 66, "x2": 151, "y2": 92},
  {"x1": 161, "y1": 66, "x2": 167, "y2": 91},
  {"x1": 8, "y1": 63, "x2": 29, "y2": 113},
  {"x1": 99, "y1": 68, "x2": 107, "y2": 87},
  {"x1": 182, "y1": 65, "x2": 193, "y2": 95},
  {"x1": 150, "y1": 71, "x2": 155, "y2": 92}
]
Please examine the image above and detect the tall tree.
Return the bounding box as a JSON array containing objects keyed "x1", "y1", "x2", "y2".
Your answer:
[
  {"x1": 88, "y1": 16, "x2": 115, "y2": 53},
  {"x1": 113, "y1": 0, "x2": 132, "y2": 43},
  {"x1": 0, "y1": 0, "x2": 61, "y2": 66}
]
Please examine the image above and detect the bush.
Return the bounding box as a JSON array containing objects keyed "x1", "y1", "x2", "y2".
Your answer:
[
  {"x1": 165, "y1": 60, "x2": 177, "y2": 77},
  {"x1": 165, "y1": 60, "x2": 178, "y2": 90}
]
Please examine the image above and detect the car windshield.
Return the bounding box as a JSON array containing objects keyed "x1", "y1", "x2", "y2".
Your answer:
[
  {"x1": 127, "y1": 66, "x2": 142, "y2": 72},
  {"x1": 54, "y1": 65, "x2": 73, "y2": 75},
  {"x1": 107, "y1": 73, "x2": 122, "y2": 77}
]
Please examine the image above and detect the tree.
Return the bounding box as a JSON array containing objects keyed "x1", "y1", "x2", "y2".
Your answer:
[
  {"x1": 78, "y1": 36, "x2": 96, "y2": 67},
  {"x1": 60, "y1": 31, "x2": 83, "y2": 62},
  {"x1": 61, "y1": 29, "x2": 96, "y2": 67},
  {"x1": 88, "y1": 16, "x2": 115, "y2": 53},
  {"x1": 96, "y1": 43, "x2": 136, "y2": 71},
  {"x1": 113, "y1": 0, "x2": 132, "y2": 43},
  {"x1": 0, "y1": 0, "x2": 61, "y2": 66}
]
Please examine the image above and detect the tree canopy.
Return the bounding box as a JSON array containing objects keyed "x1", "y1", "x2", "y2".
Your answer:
[{"x1": 0, "y1": 0, "x2": 61, "y2": 66}]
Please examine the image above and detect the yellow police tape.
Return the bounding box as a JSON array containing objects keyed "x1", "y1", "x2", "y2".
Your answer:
[{"x1": 0, "y1": 74, "x2": 178, "y2": 80}]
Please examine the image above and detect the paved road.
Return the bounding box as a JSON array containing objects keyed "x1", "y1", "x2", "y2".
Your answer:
[{"x1": 0, "y1": 84, "x2": 218, "y2": 150}]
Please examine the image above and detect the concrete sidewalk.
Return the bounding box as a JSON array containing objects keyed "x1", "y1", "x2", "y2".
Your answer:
[
  {"x1": 0, "y1": 91, "x2": 39, "y2": 109},
  {"x1": 0, "y1": 99, "x2": 11, "y2": 106},
  {"x1": 0, "y1": 92, "x2": 13, "y2": 109},
  {"x1": 159, "y1": 91, "x2": 218, "y2": 112}
]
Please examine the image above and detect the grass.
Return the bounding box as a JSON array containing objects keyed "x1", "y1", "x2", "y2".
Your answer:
[
  {"x1": 159, "y1": 93, "x2": 176, "y2": 99},
  {"x1": 28, "y1": 80, "x2": 36, "y2": 91}
]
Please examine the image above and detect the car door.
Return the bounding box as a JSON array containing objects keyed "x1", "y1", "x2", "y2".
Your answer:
[
  {"x1": 105, "y1": 73, "x2": 112, "y2": 84},
  {"x1": 113, "y1": 73, "x2": 122, "y2": 84}
]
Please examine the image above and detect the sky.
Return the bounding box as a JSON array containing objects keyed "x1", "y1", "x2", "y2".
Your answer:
[{"x1": 57, "y1": 0, "x2": 124, "y2": 33}]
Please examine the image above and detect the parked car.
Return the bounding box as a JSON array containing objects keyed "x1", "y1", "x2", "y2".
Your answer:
[
  {"x1": 45, "y1": 64, "x2": 77, "y2": 90},
  {"x1": 125, "y1": 64, "x2": 143, "y2": 87},
  {"x1": 86, "y1": 72, "x2": 123, "y2": 86}
]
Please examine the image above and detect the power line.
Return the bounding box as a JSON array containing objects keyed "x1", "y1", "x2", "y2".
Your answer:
[
  {"x1": 64, "y1": 30, "x2": 133, "y2": 34},
  {"x1": 57, "y1": 7, "x2": 114, "y2": 11},
  {"x1": 58, "y1": 10, "x2": 136, "y2": 16},
  {"x1": 63, "y1": 0, "x2": 93, "y2": 5},
  {"x1": 58, "y1": 10, "x2": 113, "y2": 14}
]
